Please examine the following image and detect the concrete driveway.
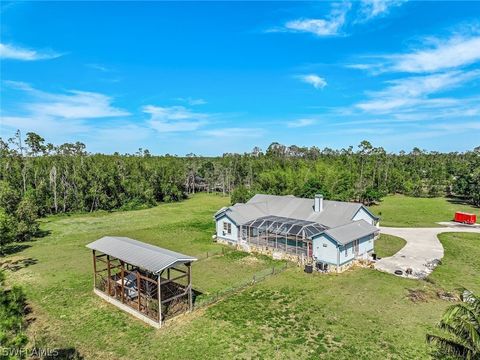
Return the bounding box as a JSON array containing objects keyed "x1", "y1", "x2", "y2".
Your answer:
[{"x1": 374, "y1": 225, "x2": 480, "y2": 279}]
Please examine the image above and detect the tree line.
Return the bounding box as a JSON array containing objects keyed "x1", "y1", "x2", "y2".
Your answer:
[{"x1": 0, "y1": 131, "x2": 479, "y2": 250}]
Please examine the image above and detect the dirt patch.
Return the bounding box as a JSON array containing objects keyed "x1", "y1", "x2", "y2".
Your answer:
[
  {"x1": 407, "y1": 289, "x2": 429, "y2": 303},
  {"x1": 1, "y1": 257, "x2": 38, "y2": 272},
  {"x1": 436, "y1": 290, "x2": 458, "y2": 302},
  {"x1": 238, "y1": 256, "x2": 261, "y2": 266}
]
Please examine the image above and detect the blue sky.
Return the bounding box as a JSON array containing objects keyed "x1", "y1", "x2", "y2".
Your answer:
[{"x1": 1, "y1": 1, "x2": 479, "y2": 155}]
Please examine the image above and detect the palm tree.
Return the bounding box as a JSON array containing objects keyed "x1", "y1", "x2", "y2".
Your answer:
[{"x1": 427, "y1": 290, "x2": 480, "y2": 359}]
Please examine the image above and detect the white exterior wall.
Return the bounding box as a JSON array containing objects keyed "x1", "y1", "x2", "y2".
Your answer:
[
  {"x1": 215, "y1": 215, "x2": 239, "y2": 243},
  {"x1": 312, "y1": 234, "x2": 339, "y2": 265},
  {"x1": 352, "y1": 207, "x2": 376, "y2": 226}
]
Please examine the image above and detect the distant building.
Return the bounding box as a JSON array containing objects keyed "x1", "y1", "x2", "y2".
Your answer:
[{"x1": 214, "y1": 194, "x2": 379, "y2": 272}]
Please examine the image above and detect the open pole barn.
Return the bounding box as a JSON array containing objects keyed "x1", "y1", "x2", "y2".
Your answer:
[{"x1": 86, "y1": 236, "x2": 197, "y2": 328}]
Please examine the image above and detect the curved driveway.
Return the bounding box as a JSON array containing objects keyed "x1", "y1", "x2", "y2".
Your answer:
[{"x1": 374, "y1": 225, "x2": 480, "y2": 279}]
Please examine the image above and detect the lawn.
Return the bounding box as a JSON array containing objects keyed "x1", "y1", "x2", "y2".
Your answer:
[
  {"x1": 429, "y1": 232, "x2": 480, "y2": 293},
  {"x1": 2, "y1": 193, "x2": 479, "y2": 359},
  {"x1": 370, "y1": 195, "x2": 480, "y2": 227},
  {"x1": 374, "y1": 234, "x2": 407, "y2": 258}
]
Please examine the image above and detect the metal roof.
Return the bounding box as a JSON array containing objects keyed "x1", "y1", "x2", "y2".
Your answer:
[
  {"x1": 322, "y1": 220, "x2": 379, "y2": 245},
  {"x1": 243, "y1": 215, "x2": 326, "y2": 239},
  {"x1": 214, "y1": 194, "x2": 376, "y2": 228},
  {"x1": 86, "y1": 236, "x2": 197, "y2": 274}
]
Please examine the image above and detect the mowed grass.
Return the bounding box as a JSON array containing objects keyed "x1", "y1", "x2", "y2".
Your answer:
[
  {"x1": 2, "y1": 193, "x2": 480, "y2": 359},
  {"x1": 370, "y1": 195, "x2": 480, "y2": 227},
  {"x1": 429, "y1": 232, "x2": 480, "y2": 293},
  {"x1": 374, "y1": 234, "x2": 407, "y2": 258}
]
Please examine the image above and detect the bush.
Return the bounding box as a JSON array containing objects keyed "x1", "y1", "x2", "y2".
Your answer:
[
  {"x1": 0, "y1": 270, "x2": 28, "y2": 358},
  {"x1": 230, "y1": 186, "x2": 253, "y2": 205}
]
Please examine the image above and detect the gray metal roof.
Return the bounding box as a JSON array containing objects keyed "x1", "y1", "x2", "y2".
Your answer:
[
  {"x1": 215, "y1": 193, "x2": 375, "y2": 228},
  {"x1": 86, "y1": 236, "x2": 197, "y2": 274},
  {"x1": 322, "y1": 220, "x2": 379, "y2": 245}
]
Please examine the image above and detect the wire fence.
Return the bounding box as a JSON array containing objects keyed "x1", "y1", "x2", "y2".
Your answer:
[
  {"x1": 195, "y1": 247, "x2": 230, "y2": 262},
  {"x1": 193, "y1": 261, "x2": 289, "y2": 309}
]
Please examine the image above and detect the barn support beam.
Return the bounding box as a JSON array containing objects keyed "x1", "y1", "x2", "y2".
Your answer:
[
  {"x1": 92, "y1": 250, "x2": 97, "y2": 288},
  {"x1": 107, "y1": 255, "x2": 112, "y2": 296},
  {"x1": 158, "y1": 274, "x2": 162, "y2": 327},
  {"x1": 187, "y1": 262, "x2": 193, "y2": 311}
]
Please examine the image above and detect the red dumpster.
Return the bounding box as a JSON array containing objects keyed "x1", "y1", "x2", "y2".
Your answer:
[{"x1": 454, "y1": 212, "x2": 477, "y2": 225}]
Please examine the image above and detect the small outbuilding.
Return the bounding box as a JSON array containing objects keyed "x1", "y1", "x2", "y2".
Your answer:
[{"x1": 86, "y1": 236, "x2": 197, "y2": 328}]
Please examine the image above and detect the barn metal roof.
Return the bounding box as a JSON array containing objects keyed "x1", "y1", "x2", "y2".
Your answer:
[
  {"x1": 86, "y1": 236, "x2": 197, "y2": 274},
  {"x1": 243, "y1": 215, "x2": 326, "y2": 239}
]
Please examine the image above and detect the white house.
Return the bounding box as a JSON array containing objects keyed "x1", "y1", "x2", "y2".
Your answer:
[{"x1": 214, "y1": 194, "x2": 380, "y2": 272}]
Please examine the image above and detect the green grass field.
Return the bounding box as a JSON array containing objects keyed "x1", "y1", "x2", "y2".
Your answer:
[
  {"x1": 370, "y1": 194, "x2": 480, "y2": 227},
  {"x1": 429, "y1": 232, "x2": 480, "y2": 293},
  {"x1": 2, "y1": 194, "x2": 479, "y2": 359},
  {"x1": 374, "y1": 234, "x2": 407, "y2": 258}
]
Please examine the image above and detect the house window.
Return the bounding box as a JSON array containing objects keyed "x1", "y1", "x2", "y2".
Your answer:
[
  {"x1": 223, "y1": 221, "x2": 232, "y2": 235},
  {"x1": 323, "y1": 243, "x2": 327, "y2": 248},
  {"x1": 344, "y1": 246, "x2": 348, "y2": 256}
]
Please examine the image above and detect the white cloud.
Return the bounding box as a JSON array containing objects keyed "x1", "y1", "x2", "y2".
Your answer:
[
  {"x1": 0, "y1": 43, "x2": 62, "y2": 61},
  {"x1": 175, "y1": 97, "x2": 207, "y2": 106},
  {"x1": 285, "y1": 2, "x2": 351, "y2": 36},
  {"x1": 357, "y1": 0, "x2": 406, "y2": 22},
  {"x1": 1, "y1": 82, "x2": 130, "y2": 140},
  {"x1": 144, "y1": 105, "x2": 208, "y2": 132},
  {"x1": 26, "y1": 90, "x2": 130, "y2": 119},
  {"x1": 350, "y1": 34, "x2": 480, "y2": 74},
  {"x1": 356, "y1": 70, "x2": 480, "y2": 113},
  {"x1": 390, "y1": 35, "x2": 480, "y2": 73},
  {"x1": 297, "y1": 74, "x2": 327, "y2": 89},
  {"x1": 202, "y1": 127, "x2": 264, "y2": 138},
  {"x1": 287, "y1": 118, "x2": 316, "y2": 128},
  {"x1": 86, "y1": 63, "x2": 111, "y2": 72},
  {"x1": 3, "y1": 81, "x2": 129, "y2": 119},
  {"x1": 0, "y1": 115, "x2": 91, "y2": 136}
]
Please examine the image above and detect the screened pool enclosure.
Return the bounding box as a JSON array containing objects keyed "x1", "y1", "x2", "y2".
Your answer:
[{"x1": 240, "y1": 215, "x2": 326, "y2": 258}]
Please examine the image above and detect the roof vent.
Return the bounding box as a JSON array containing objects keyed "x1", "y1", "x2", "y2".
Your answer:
[{"x1": 314, "y1": 194, "x2": 323, "y2": 212}]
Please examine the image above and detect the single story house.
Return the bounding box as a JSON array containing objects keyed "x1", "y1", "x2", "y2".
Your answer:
[{"x1": 214, "y1": 194, "x2": 379, "y2": 272}]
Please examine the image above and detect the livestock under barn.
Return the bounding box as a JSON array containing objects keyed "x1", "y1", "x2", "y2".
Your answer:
[{"x1": 86, "y1": 236, "x2": 197, "y2": 328}]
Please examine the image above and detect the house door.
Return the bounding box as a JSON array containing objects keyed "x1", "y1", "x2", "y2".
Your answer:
[{"x1": 307, "y1": 242, "x2": 313, "y2": 258}]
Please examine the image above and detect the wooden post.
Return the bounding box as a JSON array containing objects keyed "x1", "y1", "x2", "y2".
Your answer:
[
  {"x1": 157, "y1": 274, "x2": 162, "y2": 326},
  {"x1": 137, "y1": 270, "x2": 141, "y2": 312},
  {"x1": 92, "y1": 250, "x2": 97, "y2": 289},
  {"x1": 167, "y1": 268, "x2": 170, "y2": 280},
  {"x1": 107, "y1": 255, "x2": 111, "y2": 296},
  {"x1": 121, "y1": 261, "x2": 125, "y2": 303},
  {"x1": 187, "y1": 263, "x2": 193, "y2": 312}
]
